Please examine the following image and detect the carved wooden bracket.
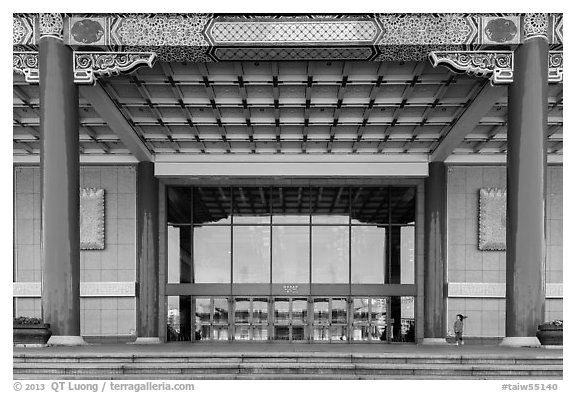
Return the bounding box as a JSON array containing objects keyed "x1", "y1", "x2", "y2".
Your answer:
[
  {"x1": 429, "y1": 51, "x2": 514, "y2": 85},
  {"x1": 430, "y1": 50, "x2": 563, "y2": 84},
  {"x1": 13, "y1": 51, "x2": 156, "y2": 84}
]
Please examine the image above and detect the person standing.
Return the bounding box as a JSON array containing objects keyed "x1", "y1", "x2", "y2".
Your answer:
[{"x1": 453, "y1": 314, "x2": 466, "y2": 345}]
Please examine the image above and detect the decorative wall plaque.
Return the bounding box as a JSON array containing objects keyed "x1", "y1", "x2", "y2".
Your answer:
[
  {"x1": 478, "y1": 188, "x2": 506, "y2": 251},
  {"x1": 80, "y1": 188, "x2": 105, "y2": 250}
]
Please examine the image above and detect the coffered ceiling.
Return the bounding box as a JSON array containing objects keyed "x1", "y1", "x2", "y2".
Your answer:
[{"x1": 13, "y1": 60, "x2": 563, "y2": 161}]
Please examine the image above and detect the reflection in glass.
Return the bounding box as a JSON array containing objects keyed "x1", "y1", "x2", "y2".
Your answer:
[
  {"x1": 213, "y1": 298, "x2": 229, "y2": 324},
  {"x1": 235, "y1": 325, "x2": 250, "y2": 340},
  {"x1": 292, "y1": 326, "x2": 306, "y2": 341},
  {"x1": 331, "y1": 298, "x2": 347, "y2": 324},
  {"x1": 233, "y1": 226, "x2": 270, "y2": 283},
  {"x1": 233, "y1": 187, "x2": 270, "y2": 224},
  {"x1": 292, "y1": 298, "x2": 308, "y2": 324},
  {"x1": 274, "y1": 298, "x2": 290, "y2": 324},
  {"x1": 400, "y1": 226, "x2": 415, "y2": 284},
  {"x1": 313, "y1": 325, "x2": 330, "y2": 341},
  {"x1": 274, "y1": 325, "x2": 290, "y2": 340},
  {"x1": 353, "y1": 298, "x2": 369, "y2": 323},
  {"x1": 310, "y1": 187, "x2": 349, "y2": 224},
  {"x1": 350, "y1": 187, "x2": 388, "y2": 225},
  {"x1": 330, "y1": 326, "x2": 347, "y2": 341},
  {"x1": 167, "y1": 296, "x2": 191, "y2": 342},
  {"x1": 252, "y1": 298, "x2": 269, "y2": 324},
  {"x1": 312, "y1": 226, "x2": 349, "y2": 283},
  {"x1": 313, "y1": 298, "x2": 329, "y2": 324},
  {"x1": 352, "y1": 298, "x2": 370, "y2": 341},
  {"x1": 234, "y1": 298, "x2": 250, "y2": 324},
  {"x1": 272, "y1": 187, "x2": 310, "y2": 224},
  {"x1": 167, "y1": 226, "x2": 191, "y2": 284},
  {"x1": 195, "y1": 298, "x2": 211, "y2": 324},
  {"x1": 252, "y1": 326, "x2": 268, "y2": 341},
  {"x1": 193, "y1": 187, "x2": 231, "y2": 225},
  {"x1": 167, "y1": 187, "x2": 191, "y2": 225},
  {"x1": 372, "y1": 298, "x2": 388, "y2": 341},
  {"x1": 391, "y1": 296, "x2": 414, "y2": 343},
  {"x1": 193, "y1": 226, "x2": 231, "y2": 283},
  {"x1": 212, "y1": 325, "x2": 229, "y2": 340},
  {"x1": 389, "y1": 226, "x2": 415, "y2": 285},
  {"x1": 272, "y1": 226, "x2": 310, "y2": 283},
  {"x1": 351, "y1": 226, "x2": 386, "y2": 284},
  {"x1": 390, "y1": 187, "x2": 416, "y2": 224}
]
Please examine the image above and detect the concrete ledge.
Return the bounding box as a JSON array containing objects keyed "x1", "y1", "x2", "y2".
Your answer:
[
  {"x1": 131, "y1": 337, "x2": 162, "y2": 345},
  {"x1": 500, "y1": 337, "x2": 541, "y2": 348},
  {"x1": 421, "y1": 338, "x2": 452, "y2": 346},
  {"x1": 47, "y1": 336, "x2": 87, "y2": 346}
]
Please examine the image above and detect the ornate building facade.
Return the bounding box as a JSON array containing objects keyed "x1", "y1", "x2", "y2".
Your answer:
[{"x1": 13, "y1": 13, "x2": 562, "y2": 346}]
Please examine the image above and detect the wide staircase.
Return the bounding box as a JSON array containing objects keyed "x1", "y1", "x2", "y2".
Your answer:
[{"x1": 14, "y1": 349, "x2": 563, "y2": 379}]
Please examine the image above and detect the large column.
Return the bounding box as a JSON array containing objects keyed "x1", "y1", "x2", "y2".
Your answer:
[
  {"x1": 501, "y1": 33, "x2": 548, "y2": 347},
  {"x1": 134, "y1": 161, "x2": 161, "y2": 344},
  {"x1": 422, "y1": 162, "x2": 448, "y2": 344},
  {"x1": 39, "y1": 14, "x2": 85, "y2": 346}
]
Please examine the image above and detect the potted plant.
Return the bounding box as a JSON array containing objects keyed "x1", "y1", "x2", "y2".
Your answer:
[
  {"x1": 13, "y1": 316, "x2": 52, "y2": 346},
  {"x1": 536, "y1": 319, "x2": 563, "y2": 346}
]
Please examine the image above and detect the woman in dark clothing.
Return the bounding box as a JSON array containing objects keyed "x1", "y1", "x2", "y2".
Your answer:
[{"x1": 453, "y1": 314, "x2": 467, "y2": 345}]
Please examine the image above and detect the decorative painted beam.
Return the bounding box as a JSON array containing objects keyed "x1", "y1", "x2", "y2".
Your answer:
[
  {"x1": 13, "y1": 51, "x2": 156, "y2": 84},
  {"x1": 430, "y1": 51, "x2": 563, "y2": 84},
  {"x1": 14, "y1": 13, "x2": 562, "y2": 62},
  {"x1": 79, "y1": 83, "x2": 154, "y2": 162},
  {"x1": 431, "y1": 83, "x2": 507, "y2": 162}
]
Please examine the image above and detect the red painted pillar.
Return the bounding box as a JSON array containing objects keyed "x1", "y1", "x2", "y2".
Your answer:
[
  {"x1": 39, "y1": 14, "x2": 84, "y2": 345},
  {"x1": 501, "y1": 33, "x2": 548, "y2": 347},
  {"x1": 422, "y1": 162, "x2": 448, "y2": 344},
  {"x1": 134, "y1": 161, "x2": 161, "y2": 344}
]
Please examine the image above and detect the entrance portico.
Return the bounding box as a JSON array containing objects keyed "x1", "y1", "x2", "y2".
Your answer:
[{"x1": 13, "y1": 13, "x2": 563, "y2": 346}]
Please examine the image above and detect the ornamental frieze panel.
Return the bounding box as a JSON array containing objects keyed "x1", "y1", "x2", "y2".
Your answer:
[
  {"x1": 479, "y1": 16, "x2": 520, "y2": 45},
  {"x1": 110, "y1": 14, "x2": 211, "y2": 48},
  {"x1": 13, "y1": 16, "x2": 35, "y2": 45},
  {"x1": 38, "y1": 13, "x2": 64, "y2": 40},
  {"x1": 523, "y1": 13, "x2": 549, "y2": 41},
  {"x1": 376, "y1": 14, "x2": 478, "y2": 45},
  {"x1": 207, "y1": 20, "x2": 379, "y2": 44},
  {"x1": 12, "y1": 13, "x2": 563, "y2": 62},
  {"x1": 213, "y1": 47, "x2": 376, "y2": 61},
  {"x1": 552, "y1": 14, "x2": 563, "y2": 45},
  {"x1": 67, "y1": 16, "x2": 109, "y2": 46}
]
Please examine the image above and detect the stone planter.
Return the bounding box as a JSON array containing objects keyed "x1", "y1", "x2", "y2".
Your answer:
[
  {"x1": 13, "y1": 324, "x2": 52, "y2": 346},
  {"x1": 536, "y1": 324, "x2": 563, "y2": 346}
]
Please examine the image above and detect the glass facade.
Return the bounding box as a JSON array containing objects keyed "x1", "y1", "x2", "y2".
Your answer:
[{"x1": 166, "y1": 185, "x2": 416, "y2": 342}]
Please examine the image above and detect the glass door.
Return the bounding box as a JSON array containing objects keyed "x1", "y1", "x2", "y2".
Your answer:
[
  {"x1": 291, "y1": 298, "x2": 308, "y2": 341},
  {"x1": 273, "y1": 297, "x2": 309, "y2": 341},
  {"x1": 330, "y1": 298, "x2": 348, "y2": 342}
]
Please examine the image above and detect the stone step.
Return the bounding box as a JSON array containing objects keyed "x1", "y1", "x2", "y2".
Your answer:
[
  {"x1": 14, "y1": 373, "x2": 564, "y2": 381},
  {"x1": 14, "y1": 362, "x2": 563, "y2": 378},
  {"x1": 13, "y1": 353, "x2": 563, "y2": 365}
]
